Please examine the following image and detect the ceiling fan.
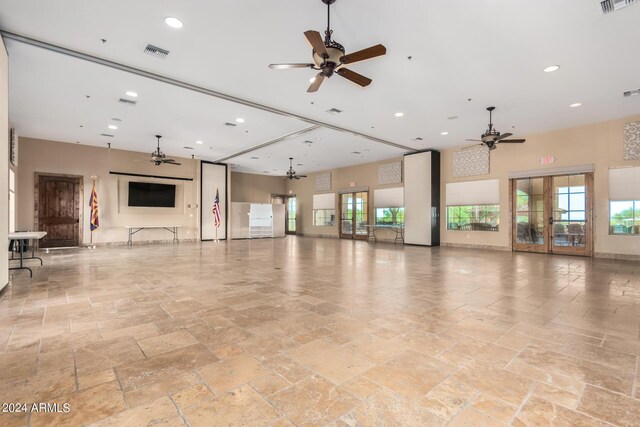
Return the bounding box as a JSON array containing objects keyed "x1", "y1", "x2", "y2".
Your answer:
[
  {"x1": 464, "y1": 107, "x2": 526, "y2": 151},
  {"x1": 269, "y1": 0, "x2": 387, "y2": 93},
  {"x1": 149, "y1": 135, "x2": 181, "y2": 166},
  {"x1": 282, "y1": 157, "x2": 307, "y2": 180}
]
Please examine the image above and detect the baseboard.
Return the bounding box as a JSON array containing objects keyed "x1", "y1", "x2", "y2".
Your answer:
[
  {"x1": 441, "y1": 242, "x2": 511, "y2": 252},
  {"x1": 594, "y1": 252, "x2": 640, "y2": 261}
]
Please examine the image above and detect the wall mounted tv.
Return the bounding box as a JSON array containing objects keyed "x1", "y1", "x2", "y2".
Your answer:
[{"x1": 128, "y1": 182, "x2": 176, "y2": 208}]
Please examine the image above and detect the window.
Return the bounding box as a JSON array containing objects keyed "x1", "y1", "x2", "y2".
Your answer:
[
  {"x1": 313, "y1": 193, "x2": 335, "y2": 227},
  {"x1": 375, "y1": 208, "x2": 404, "y2": 226},
  {"x1": 447, "y1": 205, "x2": 500, "y2": 231},
  {"x1": 609, "y1": 201, "x2": 640, "y2": 235},
  {"x1": 314, "y1": 209, "x2": 335, "y2": 227}
]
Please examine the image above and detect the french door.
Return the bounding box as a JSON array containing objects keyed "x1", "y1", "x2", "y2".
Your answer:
[
  {"x1": 512, "y1": 173, "x2": 593, "y2": 256},
  {"x1": 340, "y1": 191, "x2": 369, "y2": 240}
]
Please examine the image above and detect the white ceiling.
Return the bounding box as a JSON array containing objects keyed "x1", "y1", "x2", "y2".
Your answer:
[{"x1": 1, "y1": 0, "x2": 639, "y2": 174}]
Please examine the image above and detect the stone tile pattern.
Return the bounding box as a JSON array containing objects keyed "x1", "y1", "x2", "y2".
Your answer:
[
  {"x1": 1, "y1": 238, "x2": 639, "y2": 426},
  {"x1": 453, "y1": 145, "x2": 490, "y2": 177}
]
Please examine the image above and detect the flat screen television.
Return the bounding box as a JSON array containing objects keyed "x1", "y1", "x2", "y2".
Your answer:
[{"x1": 128, "y1": 182, "x2": 176, "y2": 208}]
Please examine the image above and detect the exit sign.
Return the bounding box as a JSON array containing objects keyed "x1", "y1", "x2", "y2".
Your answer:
[{"x1": 540, "y1": 156, "x2": 556, "y2": 164}]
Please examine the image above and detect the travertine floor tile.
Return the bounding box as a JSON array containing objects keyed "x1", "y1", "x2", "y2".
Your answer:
[{"x1": 2, "y1": 238, "x2": 639, "y2": 426}]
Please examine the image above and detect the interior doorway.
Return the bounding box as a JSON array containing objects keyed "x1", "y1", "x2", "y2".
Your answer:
[
  {"x1": 35, "y1": 173, "x2": 83, "y2": 248},
  {"x1": 511, "y1": 173, "x2": 593, "y2": 256},
  {"x1": 339, "y1": 191, "x2": 369, "y2": 240}
]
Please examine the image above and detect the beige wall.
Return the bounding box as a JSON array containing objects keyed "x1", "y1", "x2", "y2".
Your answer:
[
  {"x1": 440, "y1": 114, "x2": 640, "y2": 257},
  {"x1": 230, "y1": 171, "x2": 286, "y2": 203},
  {"x1": 17, "y1": 137, "x2": 200, "y2": 245},
  {"x1": 285, "y1": 158, "x2": 404, "y2": 240},
  {"x1": 1, "y1": 38, "x2": 8, "y2": 290}
]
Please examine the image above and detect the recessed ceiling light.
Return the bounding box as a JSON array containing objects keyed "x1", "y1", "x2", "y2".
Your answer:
[
  {"x1": 125, "y1": 91, "x2": 138, "y2": 97},
  {"x1": 236, "y1": 118, "x2": 245, "y2": 123},
  {"x1": 544, "y1": 65, "x2": 560, "y2": 73},
  {"x1": 394, "y1": 112, "x2": 404, "y2": 117},
  {"x1": 108, "y1": 125, "x2": 118, "y2": 130},
  {"x1": 196, "y1": 140, "x2": 203, "y2": 145},
  {"x1": 441, "y1": 131, "x2": 449, "y2": 136},
  {"x1": 570, "y1": 102, "x2": 582, "y2": 108},
  {"x1": 164, "y1": 17, "x2": 183, "y2": 29}
]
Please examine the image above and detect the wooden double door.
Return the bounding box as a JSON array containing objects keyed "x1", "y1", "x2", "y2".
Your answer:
[
  {"x1": 37, "y1": 174, "x2": 82, "y2": 248},
  {"x1": 340, "y1": 191, "x2": 369, "y2": 240},
  {"x1": 512, "y1": 173, "x2": 593, "y2": 256}
]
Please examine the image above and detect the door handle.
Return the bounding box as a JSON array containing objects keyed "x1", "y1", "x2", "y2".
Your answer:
[{"x1": 549, "y1": 217, "x2": 553, "y2": 225}]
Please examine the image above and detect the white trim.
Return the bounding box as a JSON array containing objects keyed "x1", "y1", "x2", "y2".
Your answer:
[{"x1": 507, "y1": 164, "x2": 595, "y2": 179}]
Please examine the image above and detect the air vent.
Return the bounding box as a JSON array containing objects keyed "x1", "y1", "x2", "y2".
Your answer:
[
  {"x1": 183, "y1": 146, "x2": 194, "y2": 150},
  {"x1": 111, "y1": 117, "x2": 122, "y2": 122},
  {"x1": 412, "y1": 137, "x2": 424, "y2": 141},
  {"x1": 250, "y1": 156, "x2": 259, "y2": 159},
  {"x1": 601, "y1": 0, "x2": 637, "y2": 13},
  {"x1": 224, "y1": 122, "x2": 237, "y2": 127},
  {"x1": 351, "y1": 151, "x2": 361, "y2": 155},
  {"x1": 624, "y1": 89, "x2": 640, "y2": 97},
  {"x1": 326, "y1": 108, "x2": 343, "y2": 115},
  {"x1": 302, "y1": 140, "x2": 313, "y2": 144},
  {"x1": 100, "y1": 133, "x2": 114, "y2": 138},
  {"x1": 118, "y1": 98, "x2": 137, "y2": 106},
  {"x1": 144, "y1": 44, "x2": 170, "y2": 58}
]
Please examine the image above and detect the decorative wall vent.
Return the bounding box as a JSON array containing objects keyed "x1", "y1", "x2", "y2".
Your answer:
[
  {"x1": 315, "y1": 172, "x2": 332, "y2": 191},
  {"x1": 378, "y1": 161, "x2": 402, "y2": 184},
  {"x1": 144, "y1": 44, "x2": 170, "y2": 58},
  {"x1": 601, "y1": 0, "x2": 637, "y2": 14},
  {"x1": 624, "y1": 121, "x2": 640, "y2": 160},
  {"x1": 453, "y1": 146, "x2": 490, "y2": 177}
]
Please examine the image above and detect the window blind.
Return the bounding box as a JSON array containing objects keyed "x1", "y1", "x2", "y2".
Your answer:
[
  {"x1": 313, "y1": 193, "x2": 335, "y2": 210},
  {"x1": 445, "y1": 179, "x2": 499, "y2": 206},
  {"x1": 609, "y1": 167, "x2": 640, "y2": 200},
  {"x1": 373, "y1": 187, "x2": 404, "y2": 208}
]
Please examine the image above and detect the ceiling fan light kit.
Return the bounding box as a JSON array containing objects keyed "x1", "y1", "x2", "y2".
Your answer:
[
  {"x1": 269, "y1": 0, "x2": 386, "y2": 92},
  {"x1": 150, "y1": 135, "x2": 181, "y2": 166},
  {"x1": 283, "y1": 157, "x2": 308, "y2": 180},
  {"x1": 463, "y1": 107, "x2": 526, "y2": 151}
]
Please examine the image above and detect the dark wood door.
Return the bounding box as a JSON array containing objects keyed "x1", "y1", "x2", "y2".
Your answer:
[{"x1": 38, "y1": 175, "x2": 81, "y2": 248}]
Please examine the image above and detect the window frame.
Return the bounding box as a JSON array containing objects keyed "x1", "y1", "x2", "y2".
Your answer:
[
  {"x1": 313, "y1": 209, "x2": 336, "y2": 227},
  {"x1": 446, "y1": 204, "x2": 500, "y2": 232},
  {"x1": 608, "y1": 200, "x2": 640, "y2": 236},
  {"x1": 374, "y1": 207, "x2": 405, "y2": 226}
]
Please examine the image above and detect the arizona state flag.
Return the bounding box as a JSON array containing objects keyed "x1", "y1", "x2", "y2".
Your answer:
[{"x1": 89, "y1": 179, "x2": 99, "y2": 231}]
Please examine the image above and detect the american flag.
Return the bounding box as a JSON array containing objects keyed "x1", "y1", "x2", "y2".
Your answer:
[
  {"x1": 212, "y1": 188, "x2": 221, "y2": 228},
  {"x1": 89, "y1": 180, "x2": 99, "y2": 231}
]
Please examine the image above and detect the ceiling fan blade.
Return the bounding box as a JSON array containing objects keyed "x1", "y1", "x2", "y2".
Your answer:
[
  {"x1": 336, "y1": 68, "x2": 372, "y2": 87},
  {"x1": 499, "y1": 139, "x2": 526, "y2": 144},
  {"x1": 307, "y1": 73, "x2": 325, "y2": 93},
  {"x1": 461, "y1": 143, "x2": 485, "y2": 150},
  {"x1": 340, "y1": 44, "x2": 387, "y2": 65},
  {"x1": 164, "y1": 159, "x2": 181, "y2": 165},
  {"x1": 304, "y1": 30, "x2": 329, "y2": 58},
  {"x1": 269, "y1": 63, "x2": 314, "y2": 70},
  {"x1": 465, "y1": 139, "x2": 482, "y2": 142},
  {"x1": 495, "y1": 132, "x2": 513, "y2": 141}
]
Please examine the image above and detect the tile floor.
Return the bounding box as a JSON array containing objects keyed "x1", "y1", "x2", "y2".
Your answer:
[{"x1": 1, "y1": 237, "x2": 639, "y2": 426}]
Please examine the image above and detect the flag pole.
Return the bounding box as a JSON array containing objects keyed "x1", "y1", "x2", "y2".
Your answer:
[{"x1": 88, "y1": 176, "x2": 98, "y2": 249}]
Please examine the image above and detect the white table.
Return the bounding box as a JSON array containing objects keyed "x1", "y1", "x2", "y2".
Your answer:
[
  {"x1": 125, "y1": 226, "x2": 181, "y2": 245},
  {"x1": 8, "y1": 231, "x2": 47, "y2": 277},
  {"x1": 365, "y1": 225, "x2": 405, "y2": 244}
]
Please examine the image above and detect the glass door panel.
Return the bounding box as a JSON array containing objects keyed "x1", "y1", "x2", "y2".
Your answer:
[
  {"x1": 552, "y1": 174, "x2": 589, "y2": 255},
  {"x1": 354, "y1": 192, "x2": 369, "y2": 237},
  {"x1": 513, "y1": 177, "x2": 547, "y2": 253},
  {"x1": 340, "y1": 194, "x2": 354, "y2": 238},
  {"x1": 286, "y1": 197, "x2": 297, "y2": 234}
]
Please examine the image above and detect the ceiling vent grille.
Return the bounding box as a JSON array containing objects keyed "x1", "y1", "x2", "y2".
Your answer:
[
  {"x1": 326, "y1": 108, "x2": 343, "y2": 115},
  {"x1": 118, "y1": 98, "x2": 137, "y2": 106},
  {"x1": 601, "y1": 0, "x2": 637, "y2": 13},
  {"x1": 100, "y1": 133, "x2": 114, "y2": 138},
  {"x1": 624, "y1": 89, "x2": 640, "y2": 97},
  {"x1": 224, "y1": 122, "x2": 237, "y2": 127},
  {"x1": 144, "y1": 44, "x2": 170, "y2": 58}
]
